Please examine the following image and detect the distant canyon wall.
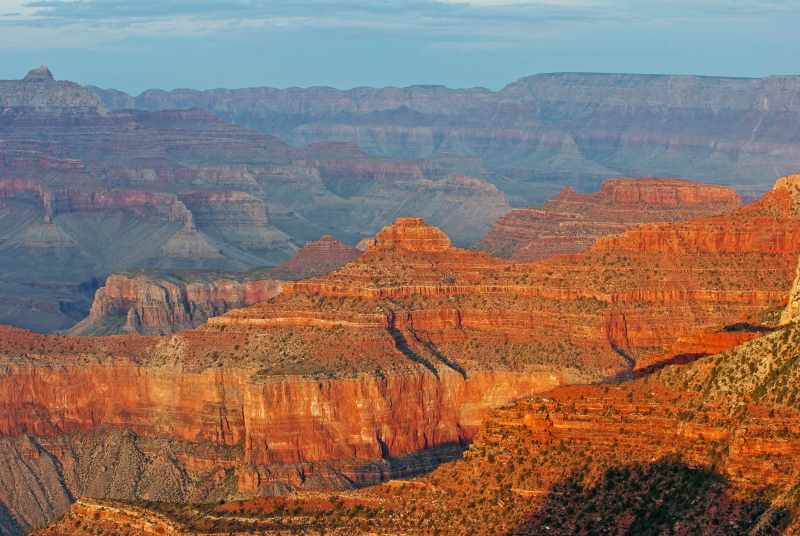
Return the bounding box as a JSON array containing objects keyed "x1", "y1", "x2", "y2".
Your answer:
[{"x1": 91, "y1": 73, "x2": 800, "y2": 203}]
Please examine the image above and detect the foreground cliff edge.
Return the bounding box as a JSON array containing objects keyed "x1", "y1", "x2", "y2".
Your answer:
[
  {"x1": 47, "y1": 312, "x2": 800, "y2": 535},
  {"x1": 37, "y1": 225, "x2": 800, "y2": 535},
  {"x1": 5, "y1": 171, "x2": 800, "y2": 533}
]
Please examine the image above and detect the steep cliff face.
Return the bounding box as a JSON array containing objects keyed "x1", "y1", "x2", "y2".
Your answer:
[
  {"x1": 66, "y1": 272, "x2": 284, "y2": 336},
  {"x1": 39, "y1": 307, "x2": 800, "y2": 536},
  {"x1": 472, "y1": 178, "x2": 742, "y2": 261},
  {"x1": 7, "y1": 172, "x2": 800, "y2": 534},
  {"x1": 67, "y1": 236, "x2": 362, "y2": 336}
]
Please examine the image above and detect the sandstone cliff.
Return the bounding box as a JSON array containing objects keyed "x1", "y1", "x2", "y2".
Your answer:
[
  {"x1": 471, "y1": 177, "x2": 742, "y2": 261},
  {"x1": 65, "y1": 271, "x2": 284, "y2": 337},
  {"x1": 67, "y1": 236, "x2": 362, "y2": 336},
  {"x1": 7, "y1": 171, "x2": 800, "y2": 533},
  {"x1": 47, "y1": 287, "x2": 800, "y2": 536},
  {"x1": 36, "y1": 301, "x2": 800, "y2": 535}
]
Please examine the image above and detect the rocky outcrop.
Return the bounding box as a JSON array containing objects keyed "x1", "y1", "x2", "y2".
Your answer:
[
  {"x1": 67, "y1": 236, "x2": 362, "y2": 336},
  {"x1": 367, "y1": 217, "x2": 451, "y2": 252},
  {"x1": 1, "y1": 67, "x2": 106, "y2": 113},
  {"x1": 22, "y1": 66, "x2": 54, "y2": 82},
  {"x1": 472, "y1": 177, "x2": 742, "y2": 261},
  {"x1": 66, "y1": 271, "x2": 284, "y2": 336}
]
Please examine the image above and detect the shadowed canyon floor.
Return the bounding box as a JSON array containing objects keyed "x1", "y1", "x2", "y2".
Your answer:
[{"x1": 4, "y1": 170, "x2": 800, "y2": 532}]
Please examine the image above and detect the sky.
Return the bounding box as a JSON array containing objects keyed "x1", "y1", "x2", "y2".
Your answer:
[{"x1": 0, "y1": 0, "x2": 798, "y2": 94}]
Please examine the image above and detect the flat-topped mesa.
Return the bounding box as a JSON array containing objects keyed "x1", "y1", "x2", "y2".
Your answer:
[
  {"x1": 471, "y1": 177, "x2": 742, "y2": 261},
  {"x1": 369, "y1": 217, "x2": 451, "y2": 252},
  {"x1": 599, "y1": 177, "x2": 742, "y2": 205}
]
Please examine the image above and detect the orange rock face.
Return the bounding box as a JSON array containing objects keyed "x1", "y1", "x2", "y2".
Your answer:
[
  {"x1": 68, "y1": 236, "x2": 363, "y2": 336},
  {"x1": 38, "y1": 318, "x2": 800, "y2": 536},
  {"x1": 5, "y1": 174, "x2": 800, "y2": 526},
  {"x1": 66, "y1": 271, "x2": 284, "y2": 336},
  {"x1": 471, "y1": 177, "x2": 742, "y2": 261},
  {"x1": 369, "y1": 217, "x2": 452, "y2": 252}
]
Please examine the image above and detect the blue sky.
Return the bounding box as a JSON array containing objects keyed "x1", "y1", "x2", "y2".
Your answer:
[{"x1": 1, "y1": 0, "x2": 798, "y2": 94}]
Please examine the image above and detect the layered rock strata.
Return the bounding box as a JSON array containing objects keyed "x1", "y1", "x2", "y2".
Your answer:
[
  {"x1": 66, "y1": 271, "x2": 284, "y2": 336},
  {"x1": 6, "y1": 171, "x2": 800, "y2": 532},
  {"x1": 37, "y1": 305, "x2": 800, "y2": 535},
  {"x1": 91, "y1": 72, "x2": 800, "y2": 203},
  {"x1": 471, "y1": 177, "x2": 742, "y2": 261},
  {"x1": 67, "y1": 236, "x2": 362, "y2": 336},
  {"x1": 0, "y1": 68, "x2": 511, "y2": 331}
]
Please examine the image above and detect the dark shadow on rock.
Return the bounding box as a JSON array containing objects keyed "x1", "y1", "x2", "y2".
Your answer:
[
  {"x1": 388, "y1": 327, "x2": 440, "y2": 378},
  {"x1": 723, "y1": 322, "x2": 774, "y2": 333},
  {"x1": 506, "y1": 458, "x2": 791, "y2": 536}
]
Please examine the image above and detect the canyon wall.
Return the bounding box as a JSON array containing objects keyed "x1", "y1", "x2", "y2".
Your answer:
[
  {"x1": 6, "y1": 173, "x2": 800, "y2": 532},
  {"x1": 66, "y1": 273, "x2": 284, "y2": 336},
  {"x1": 34, "y1": 295, "x2": 800, "y2": 536},
  {"x1": 68, "y1": 235, "x2": 362, "y2": 336},
  {"x1": 91, "y1": 73, "x2": 800, "y2": 204},
  {"x1": 0, "y1": 68, "x2": 508, "y2": 332},
  {"x1": 471, "y1": 177, "x2": 742, "y2": 261}
]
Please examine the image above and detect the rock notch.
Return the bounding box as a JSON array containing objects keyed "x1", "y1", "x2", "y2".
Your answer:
[{"x1": 368, "y1": 217, "x2": 451, "y2": 252}]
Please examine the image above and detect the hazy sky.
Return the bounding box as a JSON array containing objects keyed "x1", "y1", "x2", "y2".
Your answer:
[{"x1": 1, "y1": 0, "x2": 798, "y2": 94}]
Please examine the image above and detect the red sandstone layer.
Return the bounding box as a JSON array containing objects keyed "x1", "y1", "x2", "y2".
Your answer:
[
  {"x1": 471, "y1": 177, "x2": 742, "y2": 261},
  {"x1": 68, "y1": 236, "x2": 362, "y2": 336},
  {"x1": 5, "y1": 173, "x2": 800, "y2": 525},
  {"x1": 36, "y1": 316, "x2": 800, "y2": 536}
]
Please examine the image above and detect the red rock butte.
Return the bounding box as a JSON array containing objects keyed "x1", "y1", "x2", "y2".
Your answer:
[{"x1": 368, "y1": 217, "x2": 451, "y2": 252}]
